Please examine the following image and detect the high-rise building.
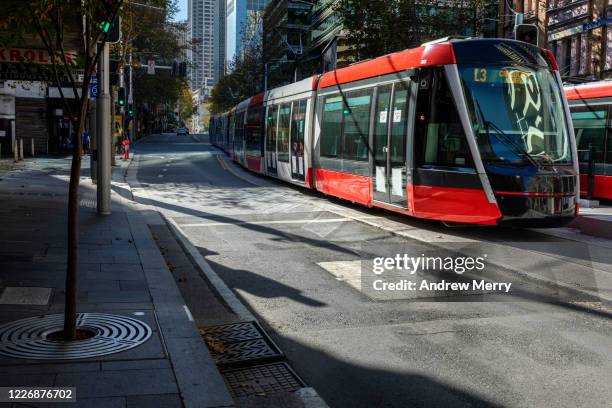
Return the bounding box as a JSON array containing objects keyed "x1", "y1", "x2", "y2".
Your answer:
[
  {"x1": 226, "y1": 0, "x2": 270, "y2": 67},
  {"x1": 189, "y1": 0, "x2": 226, "y2": 97}
]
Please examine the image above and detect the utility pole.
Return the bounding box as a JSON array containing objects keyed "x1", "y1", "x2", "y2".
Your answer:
[
  {"x1": 128, "y1": 51, "x2": 134, "y2": 140},
  {"x1": 90, "y1": 91, "x2": 97, "y2": 183},
  {"x1": 96, "y1": 42, "x2": 111, "y2": 215}
]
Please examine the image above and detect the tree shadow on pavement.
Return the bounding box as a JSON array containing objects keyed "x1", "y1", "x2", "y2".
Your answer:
[{"x1": 204, "y1": 258, "x2": 326, "y2": 308}]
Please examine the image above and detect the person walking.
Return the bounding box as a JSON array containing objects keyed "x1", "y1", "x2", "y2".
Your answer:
[{"x1": 82, "y1": 129, "x2": 90, "y2": 155}]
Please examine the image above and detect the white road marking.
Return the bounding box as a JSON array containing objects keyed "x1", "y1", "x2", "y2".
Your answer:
[
  {"x1": 158, "y1": 174, "x2": 164, "y2": 178},
  {"x1": 317, "y1": 261, "x2": 362, "y2": 292},
  {"x1": 183, "y1": 305, "x2": 194, "y2": 322},
  {"x1": 179, "y1": 216, "x2": 379, "y2": 228}
]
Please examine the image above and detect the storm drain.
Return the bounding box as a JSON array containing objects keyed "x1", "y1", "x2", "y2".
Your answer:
[
  {"x1": 200, "y1": 321, "x2": 283, "y2": 367},
  {"x1": 221, "y1": 362, "x2": 305, "y2": 398},
  {"x1": 0, "y1": 313, "x2": 152, "y2": 360}
]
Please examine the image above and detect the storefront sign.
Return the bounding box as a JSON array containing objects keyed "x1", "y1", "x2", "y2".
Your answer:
[
  {"x1": 0, "y1": 63, "x2": 74, "y2": 82},
  {"x1": 0, "y1": 48, "x2": 77, "y2": 65},
  {"x1": 583, "y1": 16, "x2": 612, "y2": 32},
  {"x1": 549, "y1": 25, "x2": 583, "y2": 41}
]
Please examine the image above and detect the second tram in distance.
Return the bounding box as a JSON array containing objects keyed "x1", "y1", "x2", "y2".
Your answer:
[
  {"x1": 210, "y1": 38, "x2": 579, "y2": 226},
  {"x1": 565, "y1": 81, "x2": 612, "y2": 201}
]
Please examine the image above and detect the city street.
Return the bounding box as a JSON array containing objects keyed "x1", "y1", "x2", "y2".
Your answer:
[{"x1": 129, "y1": 134, "x2": 612, "y2": 408}]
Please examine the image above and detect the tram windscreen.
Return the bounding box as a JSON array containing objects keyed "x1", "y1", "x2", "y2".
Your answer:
[{"x1": 459, "y1": 65, "x2": 572, "y2": 166}]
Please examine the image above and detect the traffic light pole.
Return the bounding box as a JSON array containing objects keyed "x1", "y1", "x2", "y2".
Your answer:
[{"x1": 97, "y1": 42, "x2": 111, "y2": 215}]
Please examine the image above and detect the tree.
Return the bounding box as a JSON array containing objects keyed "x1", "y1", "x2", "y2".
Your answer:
[
  {"x1": 178, "y1": 85, "x2": 196, "y2": 124},
  {"x1": 335, "y1": 0, "x2": 492, "y2": 63},
  {"x1": 209, "y1": 12, "x2": 264, "y2": 114},
  {"x1": 0, "y1": 0, "x2": 123, "y2": 340}
]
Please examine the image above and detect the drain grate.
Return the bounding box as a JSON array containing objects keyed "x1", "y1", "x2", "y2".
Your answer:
[
  {"x1": 0, "y1": 313, "x2": 152, "y2": 360},
  {"x1": 200, "y1": 321, "x2": 283, "y2": 368},
  {"x1": 221, "y1": 362, "x2": 305, "y2": 398}
]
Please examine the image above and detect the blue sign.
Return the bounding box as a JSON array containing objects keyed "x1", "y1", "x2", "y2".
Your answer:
[
  {"x1": 89, "y1": 74, "x2": 97, "y2": 99},
  {"x1": 583, "y1": 16, "x2": 612, "y2": 32}
]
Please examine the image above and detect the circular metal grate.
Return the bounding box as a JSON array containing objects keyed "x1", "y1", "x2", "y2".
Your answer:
[{"x1": 0, "y1": 313, "x2": 152, "y2": 360}]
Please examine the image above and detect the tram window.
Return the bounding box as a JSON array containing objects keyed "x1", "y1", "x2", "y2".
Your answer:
[
  {"x1": 374, "y1": 85, "x2": 392, "y2": 163},
  {"x1": 277, "y1": 104, "x2": 291, "y2": 162},
  {"x1": 291, "y1": 99, "x2": 307, "y2": 156},
  {"x1": 343, "y1": 89, "x2": 372, "y2": 161},
  {"x1": 571, "y1": 108, "x2": 606, "y2": 162},
  {"x1": 246, "y1": 104, "x2": 264, "y2": 154},
  {"x1": 235, "y1": 112, "x2": 245, "y2": 151},
  {"x1": 321, "y1": 95, "x2": 343, "y2": 158},
  {"x1": 266, "y1": 105, "x2": 278, "y2": 152},
  {"x1": 416, "y1": 69, "x2": 473, "y2": 169},
  {"x1": 390, "y1": 82, "x2": 409, "y2": 165}
]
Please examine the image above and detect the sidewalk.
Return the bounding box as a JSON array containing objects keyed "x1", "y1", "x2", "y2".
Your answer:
[
  {"x1": 0, "y1": 155, "x2": 234, "y2": 408},
  {"x1": 569, "y1": 205, "x2": 612, "y2": 239}
]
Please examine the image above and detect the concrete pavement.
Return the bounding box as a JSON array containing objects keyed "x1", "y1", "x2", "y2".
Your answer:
[{"x1": 0, "y1": 154, "x2": 234, "y2": 408}]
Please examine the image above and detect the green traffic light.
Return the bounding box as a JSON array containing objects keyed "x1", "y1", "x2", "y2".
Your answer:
[
  {"x1": 118, "y1": 100, "x2": 125, "y2": 106},
  {"x1": 343, "y1": 107, "x2": 351, "y2": 115},
  {"x1": 100, "y1": 21, "x2": 111, "y2": 33}
]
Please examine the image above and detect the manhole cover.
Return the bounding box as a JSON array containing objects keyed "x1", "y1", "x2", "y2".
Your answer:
[
  {"x1": 200, "y1": 321, "x2": 283, "y2": 367},
  {"x1": 0, "y1": 313, "x2": 152, "y2": 360},
  {"x1": 221, "y1": 362, "x2": 305, "y2": 398}
]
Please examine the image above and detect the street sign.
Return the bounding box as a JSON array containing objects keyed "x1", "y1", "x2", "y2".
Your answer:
[
  {"x1": 147, "y1": 59, "x2": 155, "y2": 75},
  {"x1": 89, "y1": 74, "x2": 97, "y2": 99}
]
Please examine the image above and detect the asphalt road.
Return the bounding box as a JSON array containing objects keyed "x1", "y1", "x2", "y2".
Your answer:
[{"x1": 130, "y1": 133, "x2": 612, "y2": 408}]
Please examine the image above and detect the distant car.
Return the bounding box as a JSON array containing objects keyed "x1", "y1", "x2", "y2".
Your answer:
[{"x1": 176, "y1": 127, "x2": 189, "y2": 136}]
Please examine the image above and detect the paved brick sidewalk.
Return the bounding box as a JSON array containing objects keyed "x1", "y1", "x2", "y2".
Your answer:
[{"x1": 0, "y1": 156, "x2": 233, "y2": 408}]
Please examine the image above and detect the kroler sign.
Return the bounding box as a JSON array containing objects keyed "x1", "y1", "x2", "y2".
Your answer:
[
  {"x1": 0, "y1": 48, "x2": 77, "y2": 65},
  {"x1": 0, "y1": 48, "x2": 78, "y2": 81}
]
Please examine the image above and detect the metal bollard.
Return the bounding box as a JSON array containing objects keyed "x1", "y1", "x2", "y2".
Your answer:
[
  {"x1": 31, "y1": 138, "x2": 35, "y2": 157},
  {"x1": 19, "y1": 139, "x2": 24, "y2": 160},
  {"x1": 587, "y1": 144, "x2": 595, "y2": 201},
  {"x1": 13, "y1": 140, "x2": 18, "y2": 162}
]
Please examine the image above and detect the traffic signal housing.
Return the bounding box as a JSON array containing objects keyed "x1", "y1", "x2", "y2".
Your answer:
[
  {"x1": 179, "y1": 62, "x2": 187, "y2": 77},
  {"x1": 515, "y1": 24, "x2": 539, "y2": 46},
  {"x1": 118, "y1": 87, "x2": 126, "y2": 107},
  {"x1": 100, "y1": 14, "x2": 121, "y2": 43}
]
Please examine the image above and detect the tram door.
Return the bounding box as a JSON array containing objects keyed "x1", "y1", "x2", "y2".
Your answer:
[
  {"x1": 290, "y1": 99, "x2": 307, "y2": 181},
  {"x1": 266, "y1": 105, "x2": 278, "y2": 175},
  {"x1": 373, "y1": 82, "x2": 410, "y2": 207}
]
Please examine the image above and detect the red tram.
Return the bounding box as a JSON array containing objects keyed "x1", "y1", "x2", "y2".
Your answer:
[
  {"x1": 210, "y1": 38, "x2": 579, "y2": 226},
  {"x1": 565, "y1": 81, "x2": 612, "y2": 200}
]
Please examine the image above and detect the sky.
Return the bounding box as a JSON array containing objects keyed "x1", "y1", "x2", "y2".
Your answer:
[{"x1": 173, "y1": 0, "x2": 188, "y2": 21}]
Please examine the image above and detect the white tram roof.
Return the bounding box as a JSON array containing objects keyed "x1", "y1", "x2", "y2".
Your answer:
[{"x1": 265, "y1": 76, "x2": 316, "y2": 103}]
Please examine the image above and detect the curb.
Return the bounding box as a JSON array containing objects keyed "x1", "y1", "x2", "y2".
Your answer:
[
  {"x1": 164, "y1": 216, "x2": 330, "y2": 408},
  {"x1": 165, "y1": 217, "x2": 256, "y2": 322},
  {"x1": 122, "y1": 156, "x2": 235, "y2": 408}
]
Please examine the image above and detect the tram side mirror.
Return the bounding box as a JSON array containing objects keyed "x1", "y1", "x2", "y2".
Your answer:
[{"x1": 515, "y1": 24, "x2": 539, "y2": 46}]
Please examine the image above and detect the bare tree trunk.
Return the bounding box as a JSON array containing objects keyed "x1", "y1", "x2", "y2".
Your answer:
[{"x1": 64, "y1": 92, "x2": 88, "y2": 341}]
